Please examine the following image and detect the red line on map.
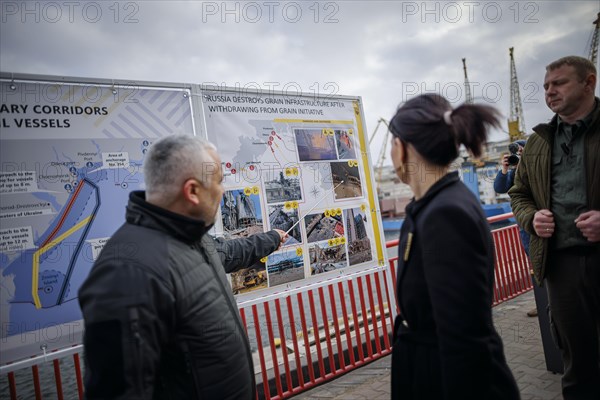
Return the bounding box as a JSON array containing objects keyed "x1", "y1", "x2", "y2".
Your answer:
[{"x1": 40, "y1": 181, "x2": 86, "y2": 248}]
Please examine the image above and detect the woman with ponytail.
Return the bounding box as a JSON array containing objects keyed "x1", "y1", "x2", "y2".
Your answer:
[{"x1": 389, "y1": 94, "x2": 520, "y2": 399}]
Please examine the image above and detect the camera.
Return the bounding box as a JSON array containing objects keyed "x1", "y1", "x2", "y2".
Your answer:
[{"x1": 507, "y1": 142, "x2": 521, "y2": 166}]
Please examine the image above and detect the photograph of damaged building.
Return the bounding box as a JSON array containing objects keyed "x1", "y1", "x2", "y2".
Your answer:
[
  {"x1": 263, "y1": 169, "x2": 302, "y2": 204},
  {"x1": 330, "y1": 161, "x2": 363, "y2": 199},
  {"x1": 343, "y1": 207, "x2": 373, "y2": 265},
  {"x1": 309, "y1": 242, "x2": 348, "y2": 275},
  {"x1": 304, "y1": 212, "x2": 344, "y2": 243},
  {"x1": 230, "y1": 266, "x2": 268, "y2": 295},
  {"x1": 220, "y1": 189, "x2": 263, "y2": 239},
  {"x1": 335, "y1": 130, "x2": 356, "y2": 160},
  {"x1": 295, "y1": 128, "x2": 337, "y2": 161},
  {"x1": 268, "y1": 204, "x2": 301, "y2": 246}
]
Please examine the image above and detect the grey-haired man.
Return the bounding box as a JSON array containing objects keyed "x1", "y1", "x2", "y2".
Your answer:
[{"x1": 79, "y1": 134, "x2": 286, "y2": 399}]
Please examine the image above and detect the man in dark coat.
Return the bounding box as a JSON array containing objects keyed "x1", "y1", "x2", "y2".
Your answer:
[{"x1": 79, "y1": 134, "x2": 286, "y2": 399}]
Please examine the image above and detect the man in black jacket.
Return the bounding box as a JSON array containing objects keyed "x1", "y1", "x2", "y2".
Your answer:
[{"x1": 79, "y1": 134, "x2": 287, "y2": 399}]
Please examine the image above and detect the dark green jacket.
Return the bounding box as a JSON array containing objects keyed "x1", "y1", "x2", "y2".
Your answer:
[{"x1": 509, "y1": 98, "x2": 600, "y2": 285}]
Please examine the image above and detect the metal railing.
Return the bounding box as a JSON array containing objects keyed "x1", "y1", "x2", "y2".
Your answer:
[
  {"x1": 1, "y1": 212, "x2": 532, "y2": 399},
  {"x1": 487, "y1": 213, "x2": 533, "y2": 305}
]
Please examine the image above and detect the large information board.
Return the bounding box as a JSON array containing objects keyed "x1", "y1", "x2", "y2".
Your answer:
[
  {"x1": 0, "y1": 78, "x2": 195, "y2": 364},
  {"x1": 199, "y1": 89, "x2": 386, "y2": 298},
  {"x1": 0, "y1": 74, "x2": 387, "y2": 365}
]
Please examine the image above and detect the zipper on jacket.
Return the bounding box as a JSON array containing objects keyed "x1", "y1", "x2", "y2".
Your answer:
[
  {"x1": 199, "y1": 242, "x2": 256, "y2": 398},
  {"x1": 181, "y1": 340, "x2": 202, "y2": 399},
  {"x1": 128, "y1": 307, "x2": 144, "y2": 396}
]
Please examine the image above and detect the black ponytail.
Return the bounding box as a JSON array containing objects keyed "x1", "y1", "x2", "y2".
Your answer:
[
  {"x1": 389, "y1": 94, "x2": 501, "y2": 165},
  {"x1": 450, "y1": 104, "x2": 502, "y2": 158}
]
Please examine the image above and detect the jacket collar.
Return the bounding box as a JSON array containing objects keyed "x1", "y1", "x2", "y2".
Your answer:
[
  {"x1": 396, "y1": 172, "x2": 460, "y2": 294},
  {"x1": 405, "y1": 171, "x2": 460, "y2": 217},
  {"x1": 533, "y1": 97, "x2": 600, "y2": 143},
  {"x1": 126, "y1": 191, "x2": 211, "y2": 244}
]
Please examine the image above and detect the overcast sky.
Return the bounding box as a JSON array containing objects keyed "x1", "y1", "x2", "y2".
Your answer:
[{"x1": 1, "y1": 1, "x2": 599, "y2": 164}]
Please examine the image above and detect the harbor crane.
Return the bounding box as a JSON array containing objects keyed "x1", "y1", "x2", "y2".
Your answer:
[
  {"x1": 368, "y1": 117, "x2": 390, "y2": 191},
  {"x1": 588, "y1": 12, "x2": 600, "y2": 65},
  {"x1": 462, "y1": 58, "x2": 473, "y2": 104},
  {"x1": 461, "y1": 58, "x2": 488, "y2": 166},
  {"x1": 508, "y1": 47, "x2": 526, "y2": 142}
]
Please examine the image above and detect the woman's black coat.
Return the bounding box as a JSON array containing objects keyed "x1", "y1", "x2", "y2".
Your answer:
[{"x1": 392, "y1": 172, "x2": 520, "y2": 399}]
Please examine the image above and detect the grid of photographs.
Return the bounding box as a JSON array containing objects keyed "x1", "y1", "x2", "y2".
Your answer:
[
  {"x1": 343, "y1": 207, "x2": 373, "y2": 266},
  {"x1": 226, "y1": 124, "x2": 375, "y2": 295},
  {"x1": 267, "y1": 248, "x2": 305, "y2": 287}
]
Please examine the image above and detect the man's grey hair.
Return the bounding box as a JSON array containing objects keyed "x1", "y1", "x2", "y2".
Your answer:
[
  {"x1": 144, "y1": 134, "x2": 217, "y2": 202},
  {"x1": 546, "y1": 56, "x2": 597, "y2": 82}
]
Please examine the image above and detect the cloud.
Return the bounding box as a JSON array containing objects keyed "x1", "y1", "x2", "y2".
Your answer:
[{"x1": 1, "y1": 0, "x2": 598, "y2": 163}]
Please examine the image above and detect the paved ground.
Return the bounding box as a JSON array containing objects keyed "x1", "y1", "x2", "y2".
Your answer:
[{"x1": 294, "y1": 290, "x2": 563, "y2": 400}]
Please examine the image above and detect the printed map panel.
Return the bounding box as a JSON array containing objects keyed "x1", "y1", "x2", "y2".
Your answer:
[{"x1": 0, "y1": 82, "x2": 194, "y2": 364}]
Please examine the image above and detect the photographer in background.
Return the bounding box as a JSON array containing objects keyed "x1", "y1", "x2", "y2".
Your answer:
[
  {"x1": 493, "y1": 139, "x2": 537, "y2": 317},
  {"x1": 494, "y1": 139, "x2": 526, "y2": 196}
]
